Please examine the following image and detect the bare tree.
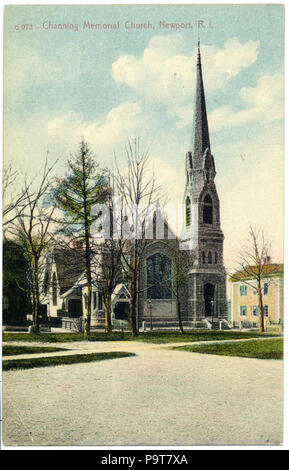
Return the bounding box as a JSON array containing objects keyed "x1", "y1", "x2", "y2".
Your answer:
[
  {"x1": 230, "y1": 226, "x2": 277, "y2": 333},
  {"x1": 112, "y1": 138, "x2": 160, "y2": 336},
  {"x1": 171, "y1": 249, "x2": 191, "y2": 335},
  {"x1": 90, "y1": 185, "x2": 122, "y2": 334},
  {"x1": 2, "y1": 163, "x2": 32, "y2": 236},
  {"x1": 11, "y1": 158, "x2": 57, "y2": 332}
]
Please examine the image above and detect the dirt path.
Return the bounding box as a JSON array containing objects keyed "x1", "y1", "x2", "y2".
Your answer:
[{"x1": 2, "y1": 339, "x2": 283, "y2": 446}]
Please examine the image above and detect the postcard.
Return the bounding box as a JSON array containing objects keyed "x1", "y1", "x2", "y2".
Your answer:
[{"x1": 2, "y1": 3, "x2": 285, "y2": 450}]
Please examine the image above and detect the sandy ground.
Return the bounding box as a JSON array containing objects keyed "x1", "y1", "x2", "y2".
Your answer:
[{"x1": 2, "y1": 340, "x2": 283, "y2": 447}]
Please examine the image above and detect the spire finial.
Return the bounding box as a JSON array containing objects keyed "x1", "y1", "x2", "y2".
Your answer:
[{"x1": 197, "y1": 37, "x2": 201, "y2": 66}]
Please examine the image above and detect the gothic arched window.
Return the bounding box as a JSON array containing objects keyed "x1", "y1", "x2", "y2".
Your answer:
[
  {"x1": 52, "y1": 273, "x2": 57, "y2": 306},
  {"x1": 202, "y1": 251, "x2": 206, "y2": 265},
  {"x1": 186, "y1": 196, "x2": 191, "y2": 227},
  {"x1": 203, "y1": 194, "x2": 213, "y2": 224},
  {"x1": 208, "y1": 251, "x2": 212, "y2": 264},
  {"x1": 147, "y1": 253, "x2": 172, "y2": 300},
  {"x1": 215, "y1": 251, "x2": 218, "y2": 264}
]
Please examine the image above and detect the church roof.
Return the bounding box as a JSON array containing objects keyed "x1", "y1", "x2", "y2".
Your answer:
[
  {"x1": 229, "y1": 264, "x2": 284, "y2": 282},
  {"x1": 192, "y1": 41, "x2": 211, "y2": 167}
]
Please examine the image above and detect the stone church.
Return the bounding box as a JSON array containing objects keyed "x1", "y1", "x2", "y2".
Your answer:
[{"x1": 42, "y1": 43, "x2": 228, "y2": 330}]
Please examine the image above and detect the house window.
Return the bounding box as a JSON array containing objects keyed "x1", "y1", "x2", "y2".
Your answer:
[
  {"x1": 43, "y1": 271, "x2": 49, "y2": 294},
  {"x1": 147, "y1": 252, "x2": 172, "y2": 300},
  {"x1": 240, "y1": 285, "x2": 247, "y2": 296},
  {"x1": 93, "y1": 292, "x2": 97, "y2": 310},
  {"x1": 208, "y1": 251, "x2": 212, "y2": 264},
  {"x1": 186, "y1": 197, "x2": 191, "y2": 227},
  {"x1": 264, "y1": 305, "x2": 269, "y2": 317},
  {"x1": 84, "y1": 293, "x2": 88, "y2": 309},
  {"x1": 215, "y1": 252, "x2": 218, "y2": 264},
  {"x1": 202, "y1": 251, "x2": 206, "y2": 264},
  {"x1": 98, "y1": 292, "x2": 103, "y2": 310},
  {"x1": 52, "y1": 273, "x2": 57, "y2": 306},
  {"x1": 252, "y1": 288, "x2": 257, "y2": 295},
  {"x1": 240, "y1": 306, "x2": 247, "y2": 316},
  {"x1": 252, "y1": 305, "x2": 259, "y2": 316},
  {"x1": 203, "y1": 194, "x2": 213, "y2": 224},
  {"x1": 264, "y1": 283, "x2": 269, "y2": 295}
]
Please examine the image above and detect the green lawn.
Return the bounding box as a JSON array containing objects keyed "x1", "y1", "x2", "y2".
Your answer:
[
  {"x1": 2, "y1": 331, "x2": 127, "y2": 343},
  {"x1": 3, "y1": 351, "x2": 136, "y2": 371},
  {"x1": 132, "y1": 330, "x2": 279, "y2": 344},
  {"x1": 2, "y1": 330, "x2": 280, "y2": 344},
  {"x1": 3, "y1": 345, "x2": 67, "y2": 356},
  {"x1": 172, "y1": 338, "x2": 283, "y2": 360}
]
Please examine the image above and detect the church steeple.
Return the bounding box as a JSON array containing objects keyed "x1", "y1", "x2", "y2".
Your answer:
[{"x1": 192, "y1": 40, "x2": 211, "y2": 168}]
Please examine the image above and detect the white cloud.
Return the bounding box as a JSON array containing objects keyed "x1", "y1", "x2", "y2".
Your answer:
[
  {"x1": 47, "y1": 111, "x2": 85, "y2": 144},
  {"x1": 46, "y1": 101, "x2": 148, "y2": 160},
  {"x1": 214, "y1": 37, "x2": 260, "y2": 80},
  {"x1": 209, "y1": 73, "x2": 283, "y2": 131},
  {"x1": 112, "y1": 35, "x2": 260, "y2": 126},
  {"x1": 84, "y1": 101, "x2": 146, "y2": 147}
]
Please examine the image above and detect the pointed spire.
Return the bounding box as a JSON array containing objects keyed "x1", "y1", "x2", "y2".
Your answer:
[{"x1": 192, "y1": 40, "x2": 210, "y2": 167}]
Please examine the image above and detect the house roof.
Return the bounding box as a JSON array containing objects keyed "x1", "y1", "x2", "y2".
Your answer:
[
  {"x1": 53, "y1": 248, "x2": 86, "y2": 295},
  {"x1": 111, "y1": 283, "x2": 131, "y2": 304},
  {"x1": 229, "y1": 263, "x2": 284, "y2": 282}
]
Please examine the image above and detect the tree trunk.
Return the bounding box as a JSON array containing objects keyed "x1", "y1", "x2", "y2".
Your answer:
[
  {"x1": 130, "y1": 271, "x2": 138, "y2": 337},
  {"x1": 84, "y1": 282, "x2": 92, "y2": 336},
  {"x1": 33, "y1": 264, "x2": 40, "y2": 332},
  {"x1": 177, "y1": 297, "x2": 184, "y2": 335},
  {"x1": 82, "y1": 148, "x2": 92, "y2": 337},
  {"x1": 257, "y1": 284, "x2": 264, "y2": 333},
  {"x1": 104, "y1": 294, "x2": 112, "y2": 334}
]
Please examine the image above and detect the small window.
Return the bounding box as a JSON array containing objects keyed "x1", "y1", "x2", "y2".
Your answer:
[
  {"x1": 264, "y1": 283, "x2": 269, "y2": 295},
  {"x1": 202, "y1": 251, "x2": 206, "y2": 264},
  {"x1": 98, "y1": 292, "x2": 103, "y2": 310},
  {"x1": 252, "y1": 305, "x2": 259, "y2": 316},
  {"x1": 215, "y1": 252, "x2": 218, "y2": 264},
  {"x1": 208, "y1": 252, "x2": 212, "y2": 264},
  {"x1": 93, "y1": 292, "x2": 97, "y2": 310},
  {"x1": 240, "y1": 285, "x2": 247, "y2": 296},
  {"x1": 252, "y1": 288, "x2": 257, "y2": 295},
  {"x1": 240, "y1": 306, "x2": 247, "y2": 316},
  {"x1": 186, "y1": 197, "x2": 191, "y2": 227},
  {"x1": 264, "y1": 305, "x2": 269, "y2": 317},
  {"x1": 203, "y1": 194, "x2": 213, "y2": 224}
]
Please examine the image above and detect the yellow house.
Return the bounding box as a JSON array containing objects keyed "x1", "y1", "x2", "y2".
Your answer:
[{"x1": 229, "y1": 264, "x2": 283, "y2": 328}]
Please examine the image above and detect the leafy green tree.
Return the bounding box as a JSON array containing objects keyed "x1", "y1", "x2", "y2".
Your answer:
[
  {"x1": 3, "y1": 240, "x2": 31, "y2": 325},
  {"x1": 54, "y1": 140, "x2": 108, "y2": 336}
]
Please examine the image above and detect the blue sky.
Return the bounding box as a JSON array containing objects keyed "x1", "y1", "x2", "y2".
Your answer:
[{"x1": 3, "y1": 4, "x2": 284, "y2": 269}]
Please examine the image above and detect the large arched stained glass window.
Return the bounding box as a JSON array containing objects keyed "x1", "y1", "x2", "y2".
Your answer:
[
  {"x1": 146, "y1": 253, "x2": 172, "y2": 300},
  {"x1": 186, "y1": 196, "x2": 191, "y2": 227},
  {"x1": 203, "y1": 194, "x2": 213, "y2": 224}
]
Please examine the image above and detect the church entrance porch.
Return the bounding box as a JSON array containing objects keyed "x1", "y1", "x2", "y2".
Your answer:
[
  {"x1": 204, "y1": 283, "x2": 215, "y2": 317},
  {"x1": 114, "y1": 301, "x2": 130, "y2": 321},
  {"x1": 68, "y1": 299, "x2": 82, "y2": 318}
]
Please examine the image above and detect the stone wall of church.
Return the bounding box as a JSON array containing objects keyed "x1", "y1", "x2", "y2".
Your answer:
[
  {"x1": 138, "y1": 237, "x2": 186, "y2": 325},
  {"x1": 187, "y1": 269, "x2": 227, "y2": 320}
]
